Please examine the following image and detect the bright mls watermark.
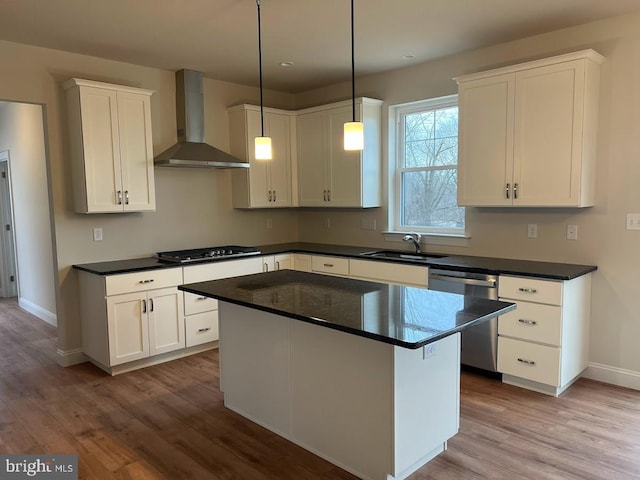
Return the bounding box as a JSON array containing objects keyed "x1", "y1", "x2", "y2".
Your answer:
[{"x1": 0, "y1": 455, "x2": 77, "y2": 479}]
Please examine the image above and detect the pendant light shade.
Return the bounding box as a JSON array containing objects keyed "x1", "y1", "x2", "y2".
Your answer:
[
  {"x1": 255, "y1": 136, "x2": 272, "y2": 160},
  {"x1": 255, "y1": 0, "x2": 272, "y2": 160},
  {"x1": 344, "y1": 0, "x2": 364, "y2": 151}
]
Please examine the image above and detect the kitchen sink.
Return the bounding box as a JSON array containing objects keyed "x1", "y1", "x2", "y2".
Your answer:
[{"x1": 359, "y1": 250, "x2": 445, "y2": 263}]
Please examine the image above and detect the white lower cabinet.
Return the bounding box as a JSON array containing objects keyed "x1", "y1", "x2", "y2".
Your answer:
[
  {"x1": 182, "y1": 256, "x2": 264, "y2": 347},
  {"x1": 497, "y1": 273, "x2": 592, "y2": 396},
  {"x1": 261, "y1": 254, "x2": 294, "y2": 272},
  {"x1": 79, "y1": 267, "x2": 186, "y2": 373},
  {"x1": 349, "y1": 259, "x2": 428, "y2": 287}
]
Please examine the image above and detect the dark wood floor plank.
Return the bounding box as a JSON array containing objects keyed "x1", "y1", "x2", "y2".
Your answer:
[{"x1": 1, "y1": 298, "x2": 640, "y2": 479}]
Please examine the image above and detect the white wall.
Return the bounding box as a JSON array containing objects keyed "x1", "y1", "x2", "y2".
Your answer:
[
  {"x1": 293, "y1": 11, "x2": 640, "y2": 388},
  {"x1": 0, "y1": 102, "x2": 57, "y2": 324}
]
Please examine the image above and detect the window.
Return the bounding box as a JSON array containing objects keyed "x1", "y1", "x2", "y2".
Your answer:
[{"x1": 392, "y1": 95, "x2": 465, "y2": 235}]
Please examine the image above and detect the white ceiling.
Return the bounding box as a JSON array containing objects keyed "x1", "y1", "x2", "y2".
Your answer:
[{"x1": 1, "y1": 0, "x2": 639, "y2": 92}]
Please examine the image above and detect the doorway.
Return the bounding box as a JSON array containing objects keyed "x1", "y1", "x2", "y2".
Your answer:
[{"x1": 0, "y1": 153, "x2": 17, "y2": 298}]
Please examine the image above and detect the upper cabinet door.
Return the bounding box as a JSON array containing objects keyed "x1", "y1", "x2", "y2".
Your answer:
[
  {"x1": 266, "y1": 112, "x2": 292, "y2": 207},
  {"x1": 77, "y1": 86, "x2": 123, "y2": 213},
  {"x1": 228, "y1": 106, "x2": 293, "y2": 208},
  {"x1": 117, "y1": 91, "x2": 156, "y2": 212},
  {"x1": 327, "y1": 105, "x2": 362, "y2": 207},
  {"x1": 456, "y1": 49, "x2": 602, "y2": 208},
  {"x1": 512, "y1": 60, "x2": 585, "y2": 206},
  {"x1": 65, "y1": 78, "x2": 156, "y2": 214},
  {"x1": 457, "y1": 74, "x2": 515, "y2": 207},
  {"x1": 297, "y1": 111, "x2": 329, "y2": 207}
]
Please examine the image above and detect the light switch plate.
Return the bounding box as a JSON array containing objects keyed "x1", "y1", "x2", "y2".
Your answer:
[
  {"x1": 626, "y1": 213, "x2": 640, "y2": 230},
  {"x1": 527, "y1": 224, "x2": 538, "y2": 239},
  {"x1": 93, "y1": 227, "x2": 103, "y2": 241}
]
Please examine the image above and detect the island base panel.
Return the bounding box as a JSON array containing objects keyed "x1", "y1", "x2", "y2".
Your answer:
[{"x1": 218, "y1": 302, "x2": 460, "y2": 480}]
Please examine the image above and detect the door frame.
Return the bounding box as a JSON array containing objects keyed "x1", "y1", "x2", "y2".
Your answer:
[{"x1": 0, "y1": 150, "x2": 18, "y2": 298}]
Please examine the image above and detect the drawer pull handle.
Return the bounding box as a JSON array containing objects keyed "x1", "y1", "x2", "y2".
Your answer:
[
  {"x1": 517, "y1": 358, "x2": 536, "y2": 366},
  {"x1": 139, "y1": 279, "x2": 155, "y2": 284},
  {"x1": 196, "y1": 296, "x2": 208, "y2": 301},
  {"x1": 518, "y1": 319, "x2": 537, "y2": 326},
  {"x1": 323, "y1": 263, "x2": 334, "y2": 267},
  {"x1": 518, "y1": 288, "x2": 537, "y2": 294},
  {"x1": 197, "y1": 327, "x2": 211, "y2": 333}
]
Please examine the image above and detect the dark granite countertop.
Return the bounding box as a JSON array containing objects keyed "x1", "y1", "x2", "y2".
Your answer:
[
  {"x1": 179, "y1": 270, "x2": 516, "y2": 349},
  {"x1": 73, "y1": 242, "x2": 596, "y2": 280}
]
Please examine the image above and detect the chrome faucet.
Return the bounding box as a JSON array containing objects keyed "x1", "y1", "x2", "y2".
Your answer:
[{"x1": 402, "y1": 232, "x2": 422, "y2": 254}]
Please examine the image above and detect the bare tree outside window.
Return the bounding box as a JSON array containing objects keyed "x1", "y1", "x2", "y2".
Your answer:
[{"x1": 395, "y1": 97, "x2": 465, "y2": 233}]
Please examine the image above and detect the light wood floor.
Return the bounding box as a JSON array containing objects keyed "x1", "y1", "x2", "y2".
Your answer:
[{"x1": 1, "y1": 297, "x2": 639, "y2": 479}]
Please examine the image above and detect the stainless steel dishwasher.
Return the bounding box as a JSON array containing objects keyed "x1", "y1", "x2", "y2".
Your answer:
[{"x1": 428, "y1": 268, "x2": 499, "y2": 374}]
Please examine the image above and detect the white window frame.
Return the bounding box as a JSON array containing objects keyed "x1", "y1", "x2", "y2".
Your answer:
[{"x1": 389, "y1": 94, "x2": 466, "y2": 238}]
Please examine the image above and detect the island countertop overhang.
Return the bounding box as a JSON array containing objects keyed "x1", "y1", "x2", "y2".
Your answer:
[{"x1": 179, "y1": 270, "x2": 516, "y2": 349}]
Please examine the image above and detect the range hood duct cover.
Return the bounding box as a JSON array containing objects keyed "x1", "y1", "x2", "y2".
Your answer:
[{"x1": 154, "y1": 69, "x2": 249, "y2": 168}]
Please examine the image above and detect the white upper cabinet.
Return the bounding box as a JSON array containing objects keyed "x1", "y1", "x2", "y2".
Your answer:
[
  {"x1": 228, "y1": 105, "x2": 294, "y2": 208},
  {"x1": 456, "y1": 50, "x2": 603, "y2": 207},
  {"x1": 64, "y1": 78, "x2": 156, "y2": 213},
  {"x1": 297, "y1": 98, "x2": 383, "y2": 208}
]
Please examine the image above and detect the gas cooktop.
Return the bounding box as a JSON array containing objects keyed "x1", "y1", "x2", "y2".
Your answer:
[{"x1": 155, "y1": 246, "x2": 261, "y2": 264}]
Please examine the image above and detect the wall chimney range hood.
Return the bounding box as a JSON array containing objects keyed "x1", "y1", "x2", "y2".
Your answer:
[{"x1": 154, "y1": 69, "x2": 249, "y2": 168}]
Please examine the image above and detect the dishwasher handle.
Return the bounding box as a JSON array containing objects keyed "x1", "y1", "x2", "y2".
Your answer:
[{"x1": 429, "y1": 273, "x2": 497, "y2": 288}]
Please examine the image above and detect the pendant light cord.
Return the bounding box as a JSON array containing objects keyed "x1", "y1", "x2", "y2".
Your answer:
[
  {"x1": 351, "y1": 0, "x2": 356, "y2": 123},
  {"x1": 257, "y1": 0, "x2": 265, "y2": 137}
]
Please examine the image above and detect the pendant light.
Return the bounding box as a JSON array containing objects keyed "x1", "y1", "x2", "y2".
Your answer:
[
  {"x1": 344, "y1": 0, "x2": 364, "y2": 151},
  {"x1": 255, "y1": 0, "x2": 272, "y2": 160}
]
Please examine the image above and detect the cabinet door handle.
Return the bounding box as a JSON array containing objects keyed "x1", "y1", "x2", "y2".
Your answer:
[
  {"x1": 518, "y1": 319, "x2": 537, "y2": 326},
  {"x1": 327, "y1": 189, "x2": 331, "y2": 201},
  {"x1": 323, "y1": 190, "x2": 327, "y2": 201},
  {"x1": 125, "y1": 190, "x2": 130, "y2": 205},
  {"x1": 505, "y1": 183, "x2": 510, "y2": 199},
  {"x1": 139, "y1": 279, "x2": 155, "y2": 284},
  {"x1": 149, "y1": 298, "x2": 154, "y2": 312},
  {"x1": 273, "y1": 190, "x2": 276, "y2": 202},
  {"x1": 264, "y1": 263, "x2": 269, "y2": 272},
  {"x1": 117, "y1": 190, "x2": 123, "y2": 205},
  {"x1": 197, "y1": 327, "x2": 211, "y2": 333},
  {"x1": 268, "y1": 190, "x2": 272, "y2": 202},
  {"x1": 142, "y1": 299, "x2": 147, "y2": 314},
  {"x1": 517, "y1": 358, "x2": 536, "y2": 366},
  {"x1": 518, "y1": 288, "x2": 537, "y2": 294},
  {"x1": 513, "y1": 183, "x2": 518, "y2": 200},
  {"x1": 275, "y1": 261, "x2": 280, "y2": 270}
]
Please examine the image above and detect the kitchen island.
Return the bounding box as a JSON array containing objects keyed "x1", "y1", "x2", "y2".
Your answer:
[{"x1": 180, "y1": 270, "x2": 515, "y2": 480}]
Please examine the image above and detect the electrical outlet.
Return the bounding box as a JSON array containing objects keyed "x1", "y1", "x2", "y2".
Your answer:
[
  {"x1": 527, "y1": 224, "x2": 538, "y2": 239},
  {"x1": 93, "y1": 227, "x2": 103, "y2": 241},
  {"x1": 567, "y1": 224, "x2": 578, "y2": 240}
]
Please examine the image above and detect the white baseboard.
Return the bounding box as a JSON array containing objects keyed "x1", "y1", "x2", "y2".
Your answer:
[
  {"x1": 18, "y1": 297, "x2": 57, "y2": 326},
  {"x1": 582, "y1": 362, "x2": 640, "y2": 391},
  {"x1": 56, "y1": 348, "x2": 87, "y2": 367}
]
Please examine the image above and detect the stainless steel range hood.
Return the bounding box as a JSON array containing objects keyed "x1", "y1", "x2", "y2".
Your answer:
[{"x1": 154, "y1": 69, "x2": 249, "y2": 168}]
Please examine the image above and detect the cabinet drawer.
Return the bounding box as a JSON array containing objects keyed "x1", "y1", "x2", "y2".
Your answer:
[
  {"x1": 499, "y1": 275, "x2": 562, "y2": 305},
  {"x1": 498, "y1": 337, "x2": 561, "y2": 386},
  {"x1": 183, "y1": 257, "x2": 262, "y2": 283},
  {"x1": 185, "y1": 311, "x2": 219, "y2": 347},
  {"x1": 105, "y1": 268, "x2": 183, "y2": 296},
  {"x1": 184, "y1": 292, "x2": 218, "y2": 316},
  {"x1": 311, "y1": 256, "x2": 349, "y2": 276},
  {"x1": 498, "y1": 301, "x2": 562, "y2": 346}
]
